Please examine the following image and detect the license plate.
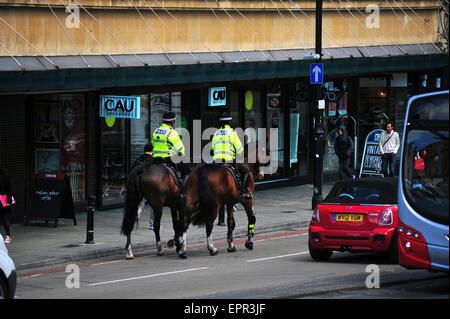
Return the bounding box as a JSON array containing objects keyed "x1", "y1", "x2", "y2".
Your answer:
[{"x1": 334, "y1": 214, "x2": 363, "y2": 222}]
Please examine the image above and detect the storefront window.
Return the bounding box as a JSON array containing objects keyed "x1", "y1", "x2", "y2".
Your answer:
[
  {"x1": 150, "y1": 92, "x2": 187, "y2": 132},
  {"x1": 33, "y1": 94, "x2": 86, "y2": 203},
  {"x1": 290, "y1": 83, "x2": 309, "y2": 177},
  {"x1": 266, "y1": 85, "x2": 285, "y2": 178},
  {"x1": 358, "y1": 76, "x2": 388, "y2": 166},
  {"x1": 130, "y1": 95, "x2": 150, "y2": 167},
  {"x1": 322, "y1": 80, "x2": 350, "y2": 173},
  {"x1": 100, "y1": 117, "x2": 126, "y2": 206}
]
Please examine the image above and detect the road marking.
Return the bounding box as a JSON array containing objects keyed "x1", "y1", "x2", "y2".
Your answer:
[
  {"x1": 87, "y1": 267, "x2": 209, "y2": 287},
  {"x1": 92, "y1": 260, "x2": 122, "y2": 266},
  {"x1": 255, "y1": 233, "x2": 303, "y2": 242},
  {"x1": 246, "y1": 251, "x2": 309, "y2": 263}
]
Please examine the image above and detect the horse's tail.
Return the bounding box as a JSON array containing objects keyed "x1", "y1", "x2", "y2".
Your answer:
[
  {"x1": 191, "y1": 166, "x2": 216, "y2": 226},
  {"x1": 121, "y1": 164, "x2": 144, "y2": 236}
]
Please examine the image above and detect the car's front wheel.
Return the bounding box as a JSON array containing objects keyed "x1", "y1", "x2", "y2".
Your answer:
[{"x1": 309, "y1": 239, "x2": 333, "y2": 261}]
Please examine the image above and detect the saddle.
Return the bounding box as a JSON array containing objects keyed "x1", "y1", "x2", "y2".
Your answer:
[
  {"x1": 153, "y1": 158, "x2": 184, "y2": 188},
  {"x1": 215, "y1": 163, "x2": 252, "y2": 200},
  {"x1": 216, "y1": 163, "x2": 241, "y2": 191}
]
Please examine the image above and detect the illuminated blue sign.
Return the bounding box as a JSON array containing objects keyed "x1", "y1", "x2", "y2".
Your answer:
[{"x1": 100, "y1": 95, "x2": 141, "y2": 119}]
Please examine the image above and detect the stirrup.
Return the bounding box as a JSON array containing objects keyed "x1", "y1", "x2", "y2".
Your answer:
[{"x1": 241, "y1": 193, "x2": 253, "y2": 200}]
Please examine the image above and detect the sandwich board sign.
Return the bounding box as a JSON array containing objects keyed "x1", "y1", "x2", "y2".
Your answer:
[{"x1": 359, "y1": 129, "x2": 384, "y2": 177}]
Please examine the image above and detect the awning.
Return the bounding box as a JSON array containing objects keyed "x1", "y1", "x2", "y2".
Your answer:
[
  {"x1": 0, "y1": 44, "x2": 447, "y2": 94},
  {"x1": 0, "y1": 44, "x2": 443, "y2": 72}
]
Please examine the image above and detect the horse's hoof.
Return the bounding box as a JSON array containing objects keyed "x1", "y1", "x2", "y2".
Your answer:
[
  {"x1": 209, "y1": 248, "x2": 219, "y2": 256},
  {"x1": 227, "y1": 246, "x2": 236, "y2": 253},
  {"x1": 245, "y1": 241, "x2": 254, "y2": 250},
  {"x1": 157, "y1": 250, "x2": 165, "y2": 256},
  {"x1": 178, "y1": 252, "x2": 187, "y2": 259},
  {"x1": 126, "y1": 254, "x2": 134, "y2": 260}
]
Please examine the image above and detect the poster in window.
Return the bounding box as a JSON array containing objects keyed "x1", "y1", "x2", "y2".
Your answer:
[
  {"x1": 338, "y1": 91, "x2": 348, "y2": 115},
  {"x1": 267, "y1": 93, "x2": 281, "y2": 110},
  {"x1": 35, "y1": 104, "x2": 60, "y2": 143},
  {"x1": 60, "y1": 95, "x2": 85, "y2": 169},
  {"x1": 60, "y1": 95, "x2": 85, "y2": 202},
  {"x1": 35, "y1": 149, "x2": 60, "y2": 174}
]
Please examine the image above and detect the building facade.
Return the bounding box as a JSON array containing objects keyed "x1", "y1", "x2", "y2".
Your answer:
[{"x1": 0, "y1": 0, "x2": 448, "y2": 221}]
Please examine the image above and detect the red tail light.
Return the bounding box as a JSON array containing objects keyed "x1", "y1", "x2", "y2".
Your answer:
[
  {"x1": 379, "y1": 209, "x2": 393, "y2": 226},
  {"x1": 397, "y1": 220, "x2": 431, "y2": 269}
]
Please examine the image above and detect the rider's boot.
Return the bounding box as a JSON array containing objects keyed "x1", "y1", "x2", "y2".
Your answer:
[
  {"x1": 241, "y1": 173, "x2": 253, "y2": 201},
  {"x1": 179, "y1": 174, "x2": 188, "y2": 200}
]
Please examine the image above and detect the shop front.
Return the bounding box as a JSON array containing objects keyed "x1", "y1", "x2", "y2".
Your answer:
[{"x1": 1, "y1": 51, "x2": 447, "y2": 219}]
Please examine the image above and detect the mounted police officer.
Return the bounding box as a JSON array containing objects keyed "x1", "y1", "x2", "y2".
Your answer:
[
  {"x1": 211, "y1": 112, "x2": 252, "y2": 200},
  {"x1": 152, "y1": 112, "x2": 189, "y2": 196}
]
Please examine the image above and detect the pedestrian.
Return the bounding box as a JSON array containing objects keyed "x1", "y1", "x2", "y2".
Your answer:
[
  {"x1": 334, "y1": 125, "x2": 355, "y2": 180},
  {"x1": 0, "y1": 168, "x2": 14, "y2": 244},
  {"x1": 133, "y1": 142, "x2": 153, "y2": 169},
  {"x1": 379, "y1": 123, "x2": 400, "y2": 177},
  {"x1": 133, "y1": 142, "x2": 155, "y2": 230}
]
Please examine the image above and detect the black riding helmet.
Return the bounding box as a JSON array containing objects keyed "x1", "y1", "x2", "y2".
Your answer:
[
  {"x1": 219, "y1": 112, "x2": 232, "y2": 127},
  {"x1": 162, "y1": 111, "x2": 176, "y2": 123}
]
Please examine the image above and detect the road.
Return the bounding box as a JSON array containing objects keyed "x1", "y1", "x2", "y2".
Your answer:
[{"x1": 16, "y1": 228, "x2": 448, "y2": 302}]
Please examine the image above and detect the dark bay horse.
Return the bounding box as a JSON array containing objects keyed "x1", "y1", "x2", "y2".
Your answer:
[
  {"x1": 180, "y1": 142, "x2": 264, "y2": 257},
  {"x1": 121, "y1": 159, "x2": 188, "y2": 259}
]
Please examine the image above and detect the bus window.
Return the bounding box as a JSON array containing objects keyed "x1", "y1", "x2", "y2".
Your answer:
[{"x1": 402, "y1": 94, "x2": 449, "y2": 226}]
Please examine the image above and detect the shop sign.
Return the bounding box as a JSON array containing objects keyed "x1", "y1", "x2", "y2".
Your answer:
[
  {"x1": 208, "y1": 87, "x2": 227, "y2": 107},
  {"x1": 359, "y1": 129, "x2": 384, "y2": 177},
  {"x1": 100, "y1": 95, "x2": 141, "y2": 119}
]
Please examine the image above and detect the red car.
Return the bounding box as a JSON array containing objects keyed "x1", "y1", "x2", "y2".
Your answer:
[{"x1": 309, "y1": 177, "x2": 398, "y2": 262}]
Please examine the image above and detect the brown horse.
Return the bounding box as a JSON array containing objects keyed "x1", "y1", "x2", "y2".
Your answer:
[
  {"x1": 179, "y1": 142, "x2": 264, "y2": 257},
  {"x1": 121, "y1": 159, "x2": 188, "y2": 259}
]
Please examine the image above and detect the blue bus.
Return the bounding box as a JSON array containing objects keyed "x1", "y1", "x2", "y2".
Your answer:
[{"x1": 398, "y1": 90, "x2": 449, "y2": 272}]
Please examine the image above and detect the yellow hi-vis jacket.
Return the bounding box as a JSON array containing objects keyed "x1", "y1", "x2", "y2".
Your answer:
[
  {"x1": 212, "y1": 125, "x2": 244, "y2": 162},
  {"x1": 152, "y1": 123, "x2": 185, "y2": 158}
]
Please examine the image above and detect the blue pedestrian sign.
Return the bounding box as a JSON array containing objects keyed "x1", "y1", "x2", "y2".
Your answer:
[{"x1": 310, "y1": 63, "x2": 323, "y2": 84}]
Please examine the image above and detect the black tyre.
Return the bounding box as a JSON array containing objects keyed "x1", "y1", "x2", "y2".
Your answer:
[
  {"x1": 386, "y1": 231, "x2": 399, "y2": 264},
  {"x1": 308, "y1": 239, "x2": 333, "y2": 261},
  {"x1": 0, "y1": 277, "x2": 8, "y2": 299}
]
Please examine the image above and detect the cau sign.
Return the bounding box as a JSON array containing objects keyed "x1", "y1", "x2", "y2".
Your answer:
[{"x1": 100, "y1": 95, "x2": 141, "y2": 119}]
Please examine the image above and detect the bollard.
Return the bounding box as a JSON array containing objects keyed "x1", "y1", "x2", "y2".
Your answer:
[{"x1": 85, "y1": 195, "x2": 96, "y2": 244}]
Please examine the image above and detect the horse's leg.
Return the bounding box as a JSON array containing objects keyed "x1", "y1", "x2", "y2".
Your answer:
[
  {"x1": 226, "y1": 204, "x2": 236, "y2": 252},
  {"x1": 206, "y1": 220, "x2": 218, "y2": 256},
  {"x1": 170, "y1": 206, "x2": 182, "y2": 253},
  {"x1": 153, "y1": 206, "x2": 164, "y2": 256},
  {"x1": 125, "y1": 234, "x2": 134, "y2": 260},
  {"x1": 243, "y1": 199, "x2": 256, "y2": 250}
]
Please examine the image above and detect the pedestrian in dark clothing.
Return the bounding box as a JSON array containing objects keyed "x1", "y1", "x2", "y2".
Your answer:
[
  {"x1": 133, "y1": 143, "x2": 155, "y2": 230},
  {"x1": 0, "y1": 169, "x2": 13, "y2": 244},
  {"x1": 334, "y1": 125, "x2": 355, "y2": 180},
  {"x1": 132, "y1": 142, "x2": 154, "y2": 169}
]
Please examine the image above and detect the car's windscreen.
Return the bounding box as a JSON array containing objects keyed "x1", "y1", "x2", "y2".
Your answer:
[{"x1": 324, "y1": 183, "x2": 397, "y2": 204}]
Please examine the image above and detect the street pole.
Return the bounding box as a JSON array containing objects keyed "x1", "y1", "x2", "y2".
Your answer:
[{"x1": 312, "y1": 0, "x2": 324, "y2": 210}]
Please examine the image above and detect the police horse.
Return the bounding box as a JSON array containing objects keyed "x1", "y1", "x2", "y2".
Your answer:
[
  {"x1": 179, "y1": 142, "x2": 264, "y2": 257},
  {"x1": 121, "y1": 159, "x2": 188, "y2": 259}
]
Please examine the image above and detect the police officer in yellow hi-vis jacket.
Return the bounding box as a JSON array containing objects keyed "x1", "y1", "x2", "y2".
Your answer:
[
  {"x1": 212, "y1": 112, "x2": 252, "y2": 200},
  {"x1": 152, "y1": 112, "x2": 189, "y2": 192}
]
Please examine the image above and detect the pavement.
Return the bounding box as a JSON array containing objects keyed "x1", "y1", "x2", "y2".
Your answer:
[{"x1": 3, "y1": 182, "x2": 333, "y2": 273}]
